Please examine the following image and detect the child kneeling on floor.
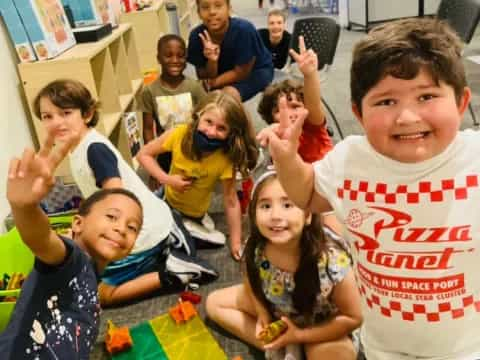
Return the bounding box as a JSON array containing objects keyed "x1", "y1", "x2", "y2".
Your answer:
[
  {"x1": 0, "y1": 133, "x2": 142, "y2": 359},
  {"x1": 137, "y1": 91, "x2": 259, "y2": 260},
  {"x1": 206, "y1": 170, "x2": 362, "y2": 359}
]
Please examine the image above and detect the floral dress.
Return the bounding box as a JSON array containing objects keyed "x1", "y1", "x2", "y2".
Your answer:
[{"x1": 256, "y1": 228, "x2": 359, "y2": 350}]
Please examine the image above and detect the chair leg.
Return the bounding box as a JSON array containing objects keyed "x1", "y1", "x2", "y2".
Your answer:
[
  {"x1": 469, "y1": 102, "x2": 478, "y2": 127},
  {"x1": 322, "y1": 97, "x2": 344, "y2": 139}
]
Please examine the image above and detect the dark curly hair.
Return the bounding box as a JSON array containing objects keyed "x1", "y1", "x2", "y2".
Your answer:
[{"x1": 257, "y1": 79, "x2": 304, "y2": 125}]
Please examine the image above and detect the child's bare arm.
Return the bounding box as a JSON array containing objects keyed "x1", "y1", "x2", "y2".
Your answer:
[
  {"x1": 222, "y1": 178, "x2": 242, "y2": 260},
  {"x1": 7, "y1": 135, "x2": 74, "y2": 265},
  {"x1": 137, "y1": 129, "x2": 192, "y2": 192},
  {"x1": 261, "y1": 97, "x2": 331, "y2": 213},
  {"x1": 290, "y1": 36, "x2": 325, "y2": 126},
  {"x1": 243, "y1": 275, "x2": 271, "y2": 339},
  {"x1": 209, "y1": 59, "x2": 255, "y2": 89}
]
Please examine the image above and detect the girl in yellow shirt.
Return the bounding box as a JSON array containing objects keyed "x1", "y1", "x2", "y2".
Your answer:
[{"x1": 138, "y1": 91, "x2": 258, "y2": 260}]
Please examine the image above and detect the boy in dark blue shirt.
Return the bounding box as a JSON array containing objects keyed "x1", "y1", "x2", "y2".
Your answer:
[
  {"x1": 0, "y1": 134, "x2": 143, "y2": 359},
  {"x1": 188, "y1": 0, "x2": 274, "y2": 102}
]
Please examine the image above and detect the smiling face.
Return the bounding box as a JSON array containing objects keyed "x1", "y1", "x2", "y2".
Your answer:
[
  {"x1": 197, "y1": 0, "x2": 230, "y2": 34},
  {"x1": 353, "y1": 68, "x2": 471, "y2": 163},
  {"x1": 255, "y1": 177, "x2": 309, "y2": 247},
  {"x1": 158, "y1": 38, "x2": 186, "y2": 78},
  {"x1": 267, "y1": 14, "x2": 285, "y2": 42},
  {"x1": 39, "y1": 96, "x2": 90, "y2": 143},
  {"x1": 73, "y1": 193, "x2": 142, "y2": 268},
  {"x1": 197, "y1": 106, "x2": 230, "y2": 140}
]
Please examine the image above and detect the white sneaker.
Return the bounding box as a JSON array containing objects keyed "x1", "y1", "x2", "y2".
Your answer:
[
  {"x1": 165, "y1": 250, "x2": 218, "y2": 285},
  {"x1": 183, "y1": 218, "x2": 226, "y2": 246},
  {"x1": 201, "y1": 213, "x2": 215, "y2": 231}
]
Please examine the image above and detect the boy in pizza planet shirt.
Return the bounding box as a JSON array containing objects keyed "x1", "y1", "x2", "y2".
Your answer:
[{"x1": 262, "y1": 18, "x2": 480, "y2": 359}]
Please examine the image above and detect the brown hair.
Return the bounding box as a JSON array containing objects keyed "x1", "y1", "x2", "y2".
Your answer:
[
  {"x1": 351, "y1": 18, "x2": 466, "y2": 114},
  {"x1": 33, "y1": 79, "x2": 99, "y2": 127},
  {"x1": 243, "y1": 173, "x2": 324, "y2": 322},
  {"x1": 181, "y1": 90, "x2": 258, "y2": 177},
  {"x1": 196, "y1": 0, "x2": 230, "y2": 6},
  {"x1": 267, "y1": 8, "x2": 287, "y2": 21},
  {"x1": 257, "y1": 79, "x2": 304, "y2": 125}
]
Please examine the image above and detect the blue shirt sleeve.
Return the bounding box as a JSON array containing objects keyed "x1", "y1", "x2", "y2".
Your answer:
[{"x1": 87, "y1": 143, "x2": 120, "y2": 187}]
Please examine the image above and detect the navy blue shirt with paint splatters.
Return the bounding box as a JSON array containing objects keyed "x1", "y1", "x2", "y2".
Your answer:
[{"x1": 0, "y1": 237, "x2": 100, "y2": 360}]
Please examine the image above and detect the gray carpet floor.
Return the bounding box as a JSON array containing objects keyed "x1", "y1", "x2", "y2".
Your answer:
[{"x1": 90, "y1": 4, "x2": 480, "y2": 359}]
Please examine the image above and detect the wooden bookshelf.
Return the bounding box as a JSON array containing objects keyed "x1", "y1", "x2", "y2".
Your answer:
[{"x1": 119, "y1": 0, "x2": 171, "y2": 72}]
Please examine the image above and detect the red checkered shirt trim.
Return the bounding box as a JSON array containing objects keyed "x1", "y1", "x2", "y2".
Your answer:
[
  {"x1": 359, "y1": 285, "x2": 480, "y2": 322},
  {"x1": 337, "y1": 176, "x2": 479, "y2": 204}
]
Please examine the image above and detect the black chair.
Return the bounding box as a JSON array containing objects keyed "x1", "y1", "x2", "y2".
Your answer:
[
  {"x1": 285, "y1": 16, "x2": 344, "y2": 139},
  {"x1": 436, "y1": 0, "x2": 480, "y2": 127}
]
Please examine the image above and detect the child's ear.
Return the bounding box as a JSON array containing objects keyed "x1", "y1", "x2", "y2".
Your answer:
[
  {"x1": 71, "y1": 215, "x2": 84, "y2": 238},
  {"x1": 457, "y1": 86, "x2": 472, "y2": 119},
  {"x1": 83, "y1": 110, "x2": 94, "y2": 125},
  {"x1": 351, "y1": 103, "x2": 363, "y2": 126}
]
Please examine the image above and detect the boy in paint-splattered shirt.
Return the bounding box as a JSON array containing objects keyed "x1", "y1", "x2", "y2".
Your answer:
[{"x1": 0, "y1": 135, "x2": 142, "y2": 359}]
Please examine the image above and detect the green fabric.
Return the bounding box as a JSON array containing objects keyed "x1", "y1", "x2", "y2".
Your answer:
[{"x1": 112, "y1": 322, "x2": 168, "y2": 360}]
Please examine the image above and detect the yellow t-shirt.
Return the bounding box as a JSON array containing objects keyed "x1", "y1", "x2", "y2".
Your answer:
[{"x1": 163, "y1": 124, "x2": 233, "y2": 217}]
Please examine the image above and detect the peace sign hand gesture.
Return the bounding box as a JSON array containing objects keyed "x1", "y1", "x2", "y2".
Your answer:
[
  {"x1": 261, "y1": 96, "x2": 308, "y2": 165},
  {"x1": 199, "y1": 30, "x2": 220, "y2": 62},
  {"x1": 289, "y1": 36, "x2": 318, "y2": 77},
  {"x1": 7, "y1": 133, "x2": 77, "y2": 208}
]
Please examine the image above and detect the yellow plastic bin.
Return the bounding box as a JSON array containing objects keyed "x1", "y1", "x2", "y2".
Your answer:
[{"x1": 0, "y1": 215, "x2": 73, "y2": 333}]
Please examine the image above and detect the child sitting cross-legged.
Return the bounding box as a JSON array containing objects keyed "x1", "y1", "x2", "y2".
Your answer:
[
  {"x1": 137, "y1": 91, "x2": 259, "y2": 260},
  {"x1": 206, "y1": 169, "x2": 362, "y2": 360},
  {"x1": 34, "y1": 79, "x2": 218, "y2": 307},
  {"x1": 0, "y1": 133, "x2": 142, "y2": 359}
]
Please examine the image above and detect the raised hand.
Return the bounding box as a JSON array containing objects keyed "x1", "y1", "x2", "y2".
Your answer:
[
  {"x1": 289, "y1": 36, "x2": 318, "y2": 76},
  {"x1": 261, "y1": 96, "x2": 308, "y2": 166},
  {"x1": 199, "y1": 30, "x2": 220, "y2": 62},
  {"x1": 7, "y1": 133, "x2": 75, "y2": 208}
]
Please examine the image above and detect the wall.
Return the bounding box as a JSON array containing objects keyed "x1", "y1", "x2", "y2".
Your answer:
[{"x1": 0, "y1": 20, "x2": 35, "y2": 232}]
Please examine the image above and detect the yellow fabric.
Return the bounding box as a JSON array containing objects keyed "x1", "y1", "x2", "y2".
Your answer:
[{"x1": 163, "y1": 124, "x2": 233, "y2": 217}]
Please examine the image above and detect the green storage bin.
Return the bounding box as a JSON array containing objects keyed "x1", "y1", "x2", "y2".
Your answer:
[{"x1": 0, "y1": 215, "x2": 73, "y2": 333}]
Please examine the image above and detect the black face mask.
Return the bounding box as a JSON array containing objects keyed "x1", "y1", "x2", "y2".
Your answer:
[{"x1": 193, "y1": 129, "x2": 228, "y2": 152}]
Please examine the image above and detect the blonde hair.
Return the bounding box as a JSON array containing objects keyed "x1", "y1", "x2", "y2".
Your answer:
[{"x1": 181, "y1": 91, "x2": 259, "y2": 176}]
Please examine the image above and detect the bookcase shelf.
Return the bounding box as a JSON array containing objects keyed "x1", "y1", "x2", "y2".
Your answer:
[
  {"x1": 119, "y1": 0, "x2": 171, "y2": 72},
  {"x1": 17, "y1": 23, "x2": 143, "y2": 181}
]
